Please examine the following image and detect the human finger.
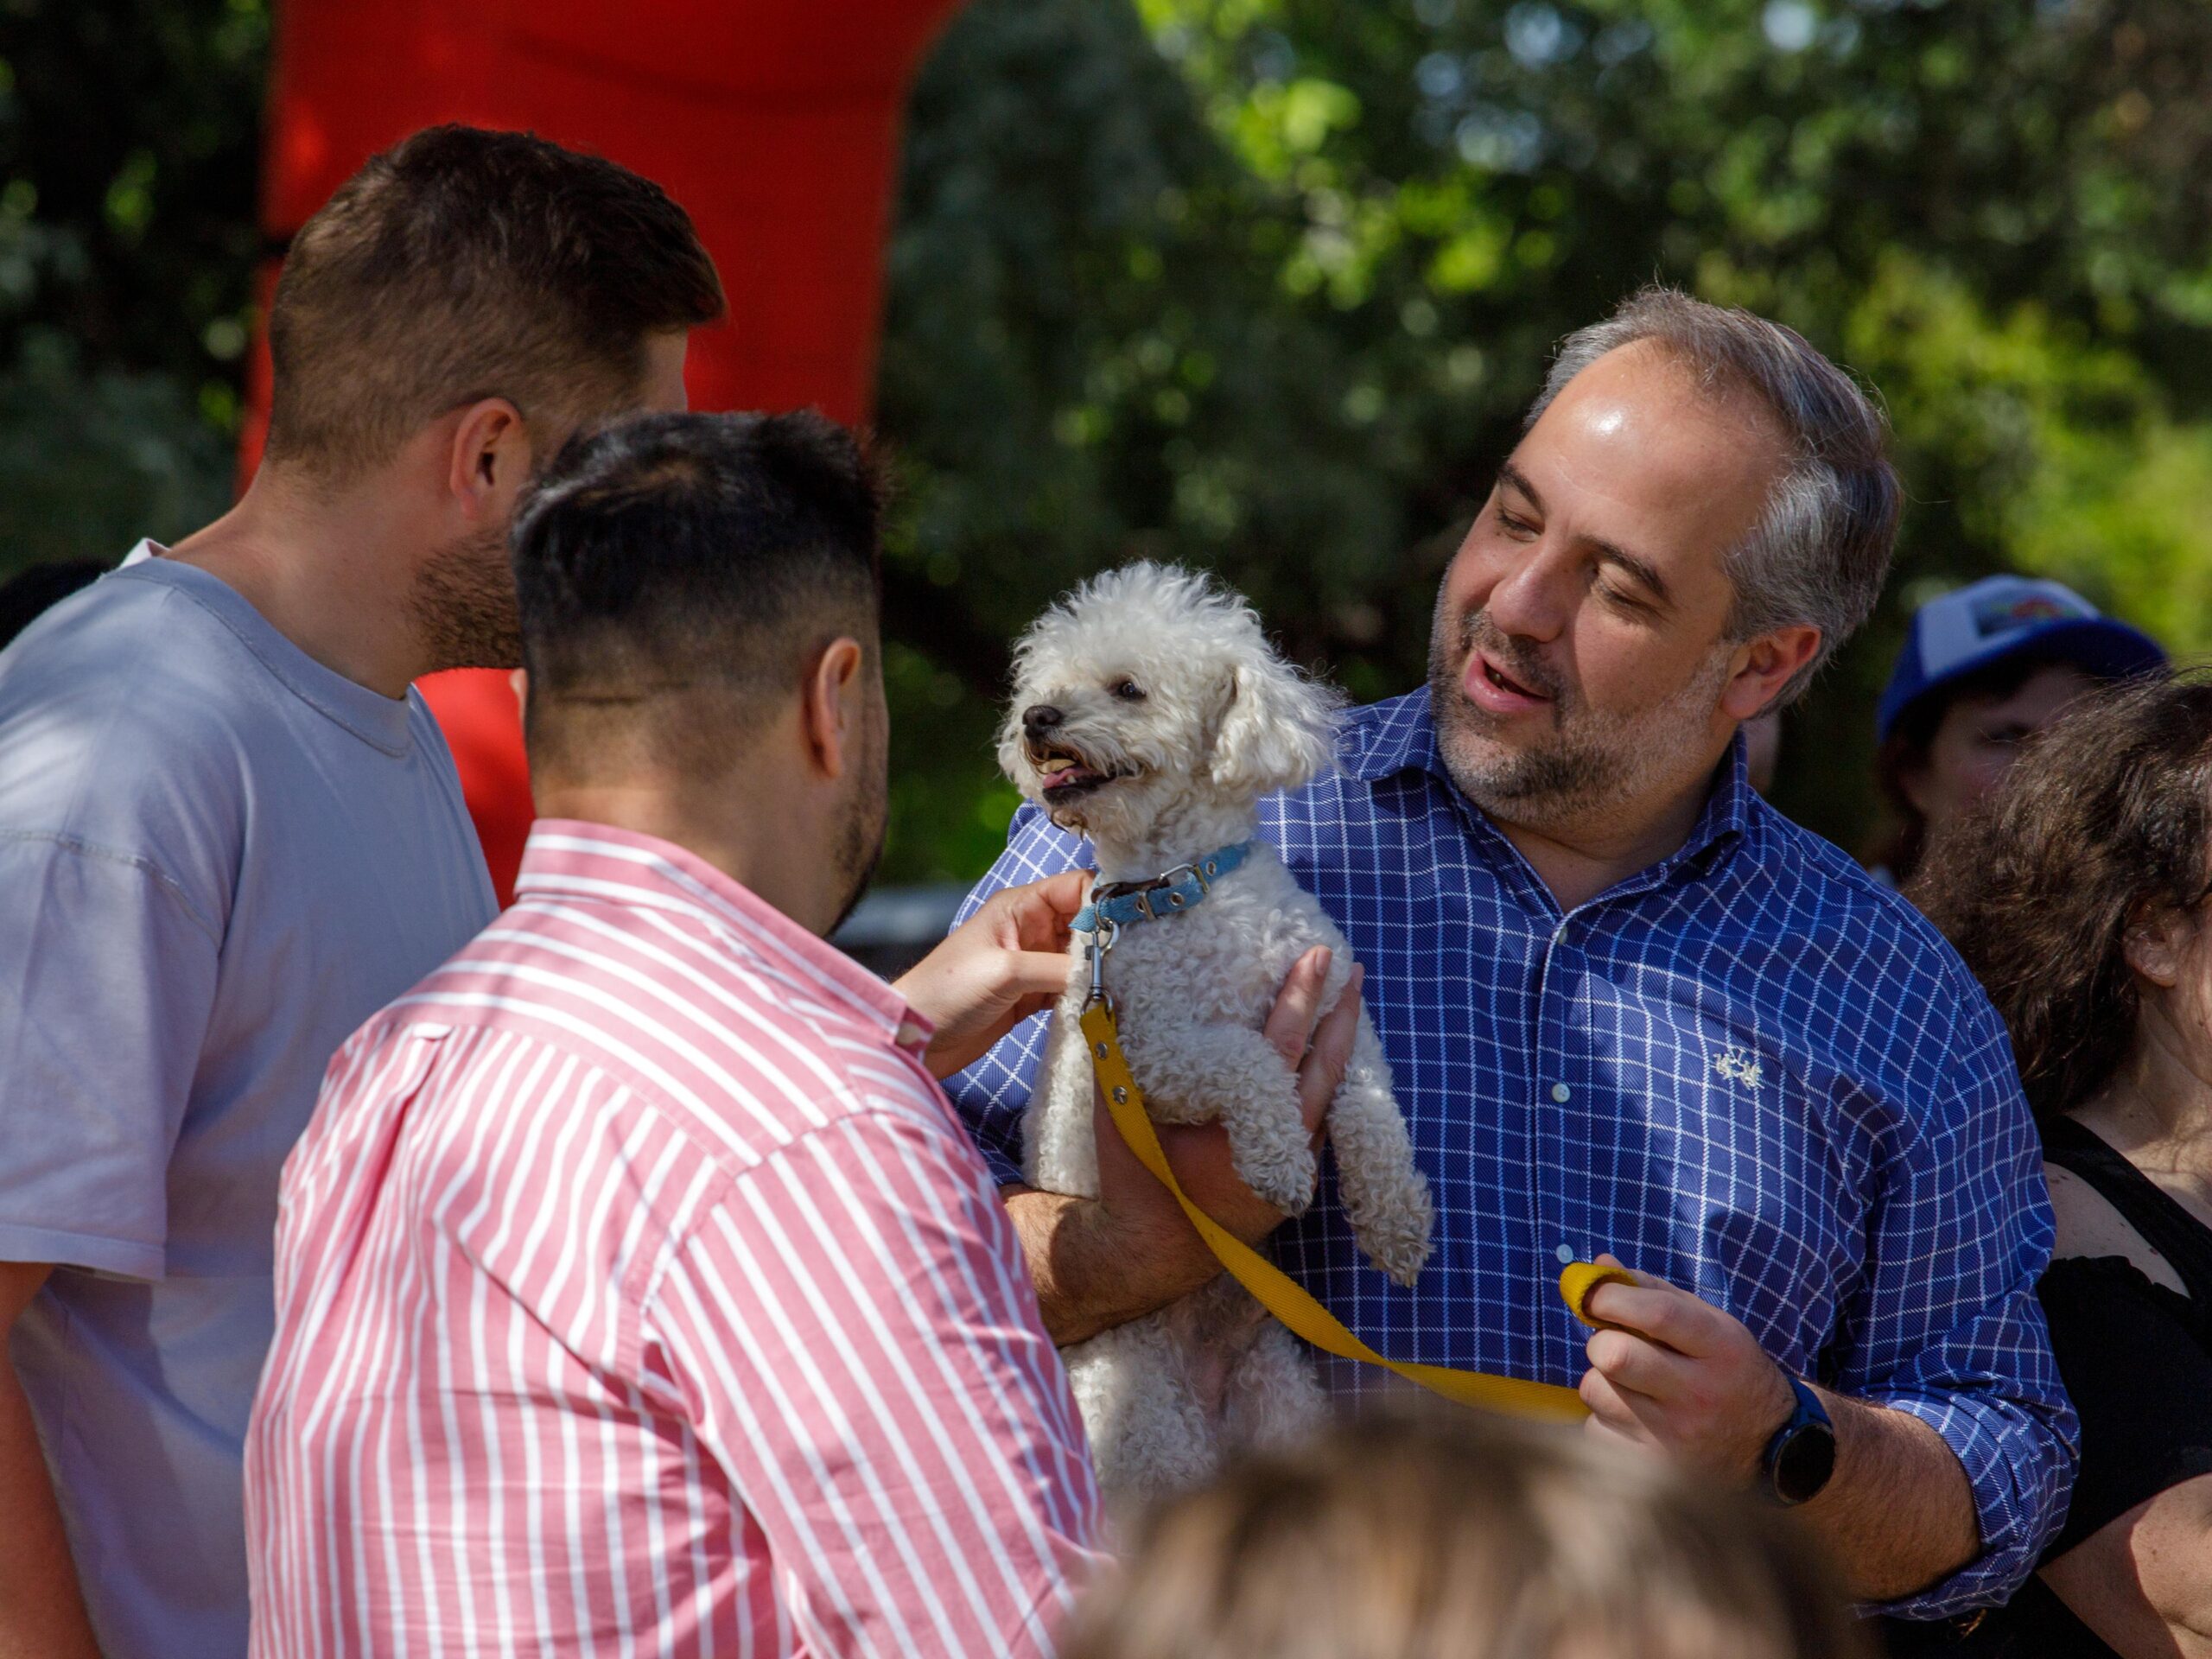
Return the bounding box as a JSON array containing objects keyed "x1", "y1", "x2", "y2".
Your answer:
[
  {"x1": 1295, "y1": 964, "x2": 1362, "y2": 1138},
  {"x1": 1583, "y1": 1279, "x2": 1719, "y2": 1359},
  {"x1": 1586, "y1": 1328, "x2": 1694, "y2": 1400},
  {"x1": 995, "y1": 949, "x2": 1078, "y2": 1002},
  {"x1": 1262, "y1": 947, "x2": 1333, "y2": 1067},
  {"x1": 991, "y1": 871, "x2": 1093, "y2": 949},
  {"x1": 1576, "y1": 1366, "x2": 1660, "y2": 1442}
]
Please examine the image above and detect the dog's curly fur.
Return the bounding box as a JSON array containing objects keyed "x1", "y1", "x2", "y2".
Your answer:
[{"x1": 1001, "y1": 563, "x2": 1433, "y2": 1522}]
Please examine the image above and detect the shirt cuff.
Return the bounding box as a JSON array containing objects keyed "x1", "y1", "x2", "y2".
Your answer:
[
  {"x1": 1859, "y1": 1386, "x2": 2075, "y2": 1618},
  {"x1": 0, "y1": 1218, "x2": 164, "y2": 1281}
]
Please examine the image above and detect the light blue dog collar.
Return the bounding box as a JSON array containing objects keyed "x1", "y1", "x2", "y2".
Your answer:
[{"x1": 1072, "y1": 842, "x2": 1253, "y2": 936}]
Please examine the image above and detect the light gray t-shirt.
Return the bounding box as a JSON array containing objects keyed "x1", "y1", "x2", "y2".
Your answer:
[{"x1": 0, "y1": 548, "x2": 497, "y2": 1658}]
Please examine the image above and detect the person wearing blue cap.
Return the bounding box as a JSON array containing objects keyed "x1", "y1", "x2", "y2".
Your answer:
[{"x1": 1873, "y1": 575, "x2": 2166, "y2": 886}]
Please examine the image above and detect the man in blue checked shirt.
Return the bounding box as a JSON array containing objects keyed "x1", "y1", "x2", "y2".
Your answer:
[{"x1": 946, "y1": 287, "x2": 2075, "y2": 1620}]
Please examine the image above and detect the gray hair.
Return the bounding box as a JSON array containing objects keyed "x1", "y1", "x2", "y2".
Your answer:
[{"x1": 1529, "y1": 287, "x2": 1900, "y2": 708}]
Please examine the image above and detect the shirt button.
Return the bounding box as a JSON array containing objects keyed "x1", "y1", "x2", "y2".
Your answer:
[
  {"x1": 1550, "y1": 1082, "x2": 1571, "y2": 1103},
  {"x1": 1555, "y1": 1243, "x2": 1576, "y2": 1265}
]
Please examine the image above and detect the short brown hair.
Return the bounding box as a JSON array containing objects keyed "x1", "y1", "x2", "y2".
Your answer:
[
  {"x1": 1062, "y1": 1410, "x2": 1870, "y2": 1659},
  {"x1": 1914, "y1": 670, "x2": 2212, "y2": 1120},
  {"x1": 264, "y1": 124, "x2": 724, "y2": 475}
]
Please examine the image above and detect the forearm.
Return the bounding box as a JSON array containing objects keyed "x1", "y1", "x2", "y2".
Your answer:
[
  {"x1": 0, "y1": 1357, "x2": 100, "y2": 1659},
  {"x1": 1002, "y1": 1185, "x2": 1218, "y2": 1347},
  {"x1": 1799, "y1": 1389, "x2": 1980, "y2": 1603}
]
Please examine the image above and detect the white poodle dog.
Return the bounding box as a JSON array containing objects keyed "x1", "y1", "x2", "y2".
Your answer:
[{"x1": 1000, "y1": 562, "x2": 1433, "y2": 1519}]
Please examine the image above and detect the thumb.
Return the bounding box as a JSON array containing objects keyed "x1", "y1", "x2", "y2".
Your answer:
[{"x1": 1036, "y1": 868, "x2": 1094, "y2": 917}]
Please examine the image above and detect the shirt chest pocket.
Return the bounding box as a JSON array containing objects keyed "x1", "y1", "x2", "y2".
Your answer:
[{"x1": 1586, "y1": 1033, "x2": 1864, "y2": 1368}]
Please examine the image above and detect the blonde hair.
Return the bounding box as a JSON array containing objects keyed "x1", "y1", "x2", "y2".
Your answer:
[{"x1": 1061, "y1": 1410, "x2": 1870, "y2": 1659}]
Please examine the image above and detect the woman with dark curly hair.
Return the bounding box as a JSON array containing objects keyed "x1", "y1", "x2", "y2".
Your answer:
[{"x1": 1912, "y1": 672, "x2": 2212, "y2": 1659}]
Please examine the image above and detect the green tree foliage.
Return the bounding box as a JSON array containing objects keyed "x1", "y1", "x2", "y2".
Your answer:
[
  {"x1": 880, "y1": 0, "x2": 2212, "y2": 872},
  {"x1": 0, "y1": 0, "x2": 265, "y2": 561},
  {"x1": 3, "y1": 0, "x2": 2207, "y2": 876}
]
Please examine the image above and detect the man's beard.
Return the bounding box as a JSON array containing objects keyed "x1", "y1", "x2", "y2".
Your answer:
[
  {"x1": 828, "y1": 714, "x2": 890, "y2": 937},
  {"x1": 1426, "y1": 592, "x2": 1732, "y2": 829},
  {"x1": 410, "y1": 523, "x2": 523, "y2": 673}
]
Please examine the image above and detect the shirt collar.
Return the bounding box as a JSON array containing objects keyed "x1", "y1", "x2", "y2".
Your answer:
[
  {"x1": 1344, "y1": 690, "x2": 1752, "y2": 874},
  {"x1": 514, "y1": 819, "x2": 933, "y2": 1058},
  {"x1": 118, "y1": 542, "x2": 418, "y2": 757}
]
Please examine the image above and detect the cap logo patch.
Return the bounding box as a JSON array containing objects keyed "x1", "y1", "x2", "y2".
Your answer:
[{"x1": 1971, "y1": 591, "x2": 2087, "y2": 639}]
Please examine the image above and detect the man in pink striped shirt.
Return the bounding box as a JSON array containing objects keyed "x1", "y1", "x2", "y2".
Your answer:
[{"x1": 244, "y1": 411, "x2": 1107, "y2": 1656}]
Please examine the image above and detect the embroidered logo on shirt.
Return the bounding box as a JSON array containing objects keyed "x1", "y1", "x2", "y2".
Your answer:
[{"x1": 1713, "y1": 1047, "x2": 1763, "y2": 1090}]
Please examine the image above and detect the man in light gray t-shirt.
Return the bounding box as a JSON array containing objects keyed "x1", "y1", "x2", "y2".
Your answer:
[
  {"x1": 0, "y1": 124, "x2": 724, "y2": 1659},
  {"x1": 0, "y1": 550, "x2": 496, "y2": 1654}
]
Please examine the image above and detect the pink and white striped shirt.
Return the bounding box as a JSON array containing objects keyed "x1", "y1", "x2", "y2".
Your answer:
[{"x1": 245, "y1": 821, "x2": 1103, "y2": 1659}]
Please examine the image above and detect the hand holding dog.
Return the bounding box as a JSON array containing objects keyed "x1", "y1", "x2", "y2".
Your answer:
[
  {"x1": 1094, "y1": 950, "x2": 1362, "y2": 1259},
  {"x1": 895, "y1": 872, "x2": 1092, "y2": 1079},
  {"x1": 1576, "y1": 1254, "x2": 1796, "y2": 1484}
]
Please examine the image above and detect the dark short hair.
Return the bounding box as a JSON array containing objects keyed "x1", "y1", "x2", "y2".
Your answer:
[
  {"x1": 1914, "y1": 670, "x2": 2212, "y2": 1120},
  {"x1": 1535, "y1": 288, "x2": 1899, "y2": 707},
  {"x1": 512, "y1": 410, "x2": 882, "y2": 766},
  {"x1": 265, "y1": 124, "x2": 725, "y2": 476}
]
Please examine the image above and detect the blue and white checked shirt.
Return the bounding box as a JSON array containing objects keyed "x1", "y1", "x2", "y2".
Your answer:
[{"x1": 948, "y1": 690, "x2": 2075, "y2": 1616}]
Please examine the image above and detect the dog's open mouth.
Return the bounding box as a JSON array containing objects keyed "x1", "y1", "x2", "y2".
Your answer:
[{"x1": 1031, "y1": 746, "x2": 1127, "y2": 804}]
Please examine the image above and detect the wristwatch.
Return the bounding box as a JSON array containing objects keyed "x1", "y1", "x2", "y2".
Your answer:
[{"x1": 1759, "y1": 1374, "x2": 1837, "y2": 1507}]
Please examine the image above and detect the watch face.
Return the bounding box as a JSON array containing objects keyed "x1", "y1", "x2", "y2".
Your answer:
[{"x1": 1773, "y1": 1422, "x2": 1838, "y2": 1506}]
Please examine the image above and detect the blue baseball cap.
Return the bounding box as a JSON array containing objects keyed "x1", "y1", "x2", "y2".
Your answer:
[{"x1": 1878, "y1": 575, "x2": 2166, "y2": 744}]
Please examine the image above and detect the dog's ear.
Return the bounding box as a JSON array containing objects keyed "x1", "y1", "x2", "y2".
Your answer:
[{"x1": 1209, "y1": 652, "x2": 1343, "y2": 798}]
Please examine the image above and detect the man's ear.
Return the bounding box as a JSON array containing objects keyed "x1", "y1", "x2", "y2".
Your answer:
[
  {"x1": 799, "y1": 638, "x2": 867, "y2": 782},
  {"x1": 445, "y1": 397, "x2": 533, "y2": 524},
  {"x1": 1721, "y1": 625, "x2": 1822, "y2": 722}
]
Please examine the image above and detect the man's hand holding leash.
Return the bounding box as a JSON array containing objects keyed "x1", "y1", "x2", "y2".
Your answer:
[{"x1": 1579, "y1": 1257, "x2": 1984, "y2": 1601}]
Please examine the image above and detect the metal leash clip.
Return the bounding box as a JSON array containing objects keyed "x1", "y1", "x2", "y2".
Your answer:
[{"x1": 1086, "y1": 913, "x2": 1118, "y2": 1014}]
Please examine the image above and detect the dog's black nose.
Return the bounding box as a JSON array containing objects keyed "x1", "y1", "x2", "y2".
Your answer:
[{"x1": 1022, "y1": 703, "x2": 1065, "y2": 737}]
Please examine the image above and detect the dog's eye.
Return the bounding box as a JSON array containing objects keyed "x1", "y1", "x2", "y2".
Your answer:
[{"x1": 1110, "y1": 679, "x2": 1147, "y2": 702}]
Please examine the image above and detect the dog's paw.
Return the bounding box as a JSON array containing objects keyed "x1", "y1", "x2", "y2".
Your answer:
[
  {"x1": 1359, "y1": 1187, "x2": 1435, "y2": 1287},
  {"x1": 1231, "y1": 1136, "x2": 1317, "y2": 1219}
]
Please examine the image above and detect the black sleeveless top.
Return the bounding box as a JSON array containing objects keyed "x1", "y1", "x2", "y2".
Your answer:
[{"x1": 1884, "y1": 1116, "x2": 2212, "y2": 1656}]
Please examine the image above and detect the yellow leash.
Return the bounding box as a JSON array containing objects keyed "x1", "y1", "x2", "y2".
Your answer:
[{"x1": 1080, "y1": 996, "x2": 1626, "y2": 1421}]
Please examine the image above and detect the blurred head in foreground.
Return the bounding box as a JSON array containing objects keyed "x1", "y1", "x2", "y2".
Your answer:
[
  {"x1": 1873, "y1": 575, "x2": 2164, "y2": 885},
  {"x1": 511, "y1": 409, "x2": 888, "y2": 937},
  {"x1": 1061, "y1": 1410, "x2": 1870, "y2": 1659}
]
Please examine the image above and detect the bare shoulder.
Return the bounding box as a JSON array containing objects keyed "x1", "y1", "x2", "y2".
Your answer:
[{"x1": 2044, "y1": 1161, "x2": 2189, "y2": 1297}]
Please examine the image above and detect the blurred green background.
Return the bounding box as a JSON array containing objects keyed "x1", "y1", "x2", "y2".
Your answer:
[{"x1": 3, "y1": 0, "x2": 2209, "y2": 880}]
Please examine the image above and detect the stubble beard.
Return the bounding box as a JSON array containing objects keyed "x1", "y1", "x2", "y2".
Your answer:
[
  {"x1": 410, "y1": 521, "x2": 524, "y2": 673},
  {"x1": 829, "y1": 703, "x2": 891, "y2": 937},
  {"x1": 1426, "y1": 593, "x2": 1732, "y2": 833}
]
